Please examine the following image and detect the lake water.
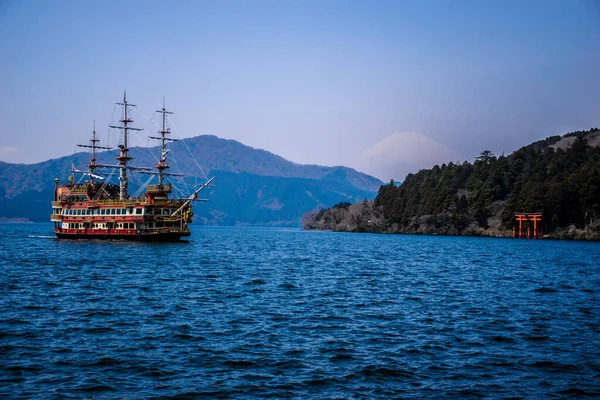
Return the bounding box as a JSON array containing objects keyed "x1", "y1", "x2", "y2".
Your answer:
[{"x1": 1, "y1": 223, "x2": 599, "y2": 398}]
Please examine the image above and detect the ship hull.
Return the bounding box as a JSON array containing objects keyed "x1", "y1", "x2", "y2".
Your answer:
[{"x1": 54, "y1": 231, "x2": 190, "y2": 242}]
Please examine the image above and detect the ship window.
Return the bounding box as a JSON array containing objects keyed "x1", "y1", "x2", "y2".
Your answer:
[
  {"x1": 101, "y1": 209, "x2": 105, "y2": 215},
  {"x1": 111, "y1": 209, "x2": 115, "y2": 215},
  {"x1": 135, "y1": 209, "x2": 141, "y2": 215}
]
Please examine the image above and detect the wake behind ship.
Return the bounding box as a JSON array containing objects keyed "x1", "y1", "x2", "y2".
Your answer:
[{"x1": 50, "y1": 93, "x2": 214, "y2": 241}]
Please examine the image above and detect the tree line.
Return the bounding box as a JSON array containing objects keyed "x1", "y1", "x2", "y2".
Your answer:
[{"x1": 304, "y1": 128, "x2": 600, "y2": 239}]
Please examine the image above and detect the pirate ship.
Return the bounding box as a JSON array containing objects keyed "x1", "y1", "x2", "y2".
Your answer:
[{"x1": 50, "y1": 93, "x2": 214, "y2": 241}]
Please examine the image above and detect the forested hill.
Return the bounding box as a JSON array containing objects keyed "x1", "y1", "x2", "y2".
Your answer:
[
  {"x1": 0, "y1": 135, "x2": 381, "y2": 226},
  {"x1": 304, "y1": 128, "x2": 600, "y2": 240}
]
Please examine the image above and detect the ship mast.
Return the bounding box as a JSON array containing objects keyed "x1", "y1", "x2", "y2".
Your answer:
[
  {"x1": 76, "y1": 121, "x2": 111, "y2": 184},
  {"x1": 149, "y1": 97, "x2": 177, "y2": 186},
  {"x1": 109, "y1": 92, "x2": 142, "y2": 200}
]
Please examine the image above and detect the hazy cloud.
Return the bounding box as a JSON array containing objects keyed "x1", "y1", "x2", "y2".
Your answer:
[
  {"x1": 358, "y1": 132, "x2": 463, "y2": 182},
  {"x1": 0, "y1": 146, "x2": 19, "y2": 156}
]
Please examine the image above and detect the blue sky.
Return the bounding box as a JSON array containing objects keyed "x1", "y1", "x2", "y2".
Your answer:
[{"x1": 0, "y1": 0, "x2": 598, "y2": 180}]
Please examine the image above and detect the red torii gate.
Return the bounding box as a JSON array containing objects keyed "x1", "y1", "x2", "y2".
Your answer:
[{"x1": 513, "y1": 212, "x2": 543, "y2": 239}]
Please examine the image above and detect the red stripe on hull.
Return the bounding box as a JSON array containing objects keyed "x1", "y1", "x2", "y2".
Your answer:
[{"x1": 54, "y1": 231, "x2": 190, "y2": 242}]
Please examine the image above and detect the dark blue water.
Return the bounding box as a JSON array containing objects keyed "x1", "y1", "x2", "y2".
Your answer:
[{"x1": 1, "y1": 223, "x2": 599, "y2": 398}]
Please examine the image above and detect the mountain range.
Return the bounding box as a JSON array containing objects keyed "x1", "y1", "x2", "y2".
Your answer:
[{"x1": 0, "y1": 135, "x2": 382, "y2": 226}]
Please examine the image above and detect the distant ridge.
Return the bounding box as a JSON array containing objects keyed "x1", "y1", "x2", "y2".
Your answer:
[
  {"x1": 155, "y1": 135, "x2": 383, "y2": 193},
  {"x1": 0, "y1": 135, "x2": 382, "y2": 226}
]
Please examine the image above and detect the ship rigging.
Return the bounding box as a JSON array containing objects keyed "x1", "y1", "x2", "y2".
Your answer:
[{"x1": 50, "y1": 93, "x2": 214, "y2": 241}]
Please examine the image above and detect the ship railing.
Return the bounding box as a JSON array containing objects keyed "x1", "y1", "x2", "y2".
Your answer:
[
  {"x1": 151, "y1": 200, "x2": 187, "y2": 206},
  {"x1": 90, "y1": 200, "x2": 146, "y2": 207},
  {"x1": 54, "y1": 199, "x2": 186, "y2": 207},
  {"x1": 146, "y1": 184, "x2": 172, "y2": 192},
  {"x1": 53, "y1": 200, "x2": 144, "y2": 207},
  {"x1": 69, "y1": 188, "x2": 89, "y2": 194},
  {"x1": 144, "y1": 227, "x2": 189, "y2": 233}
]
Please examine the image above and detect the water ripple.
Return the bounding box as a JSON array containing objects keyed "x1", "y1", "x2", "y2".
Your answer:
[{"x1": 1, "y1": 224, "x2": 599, "y2": 398}]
